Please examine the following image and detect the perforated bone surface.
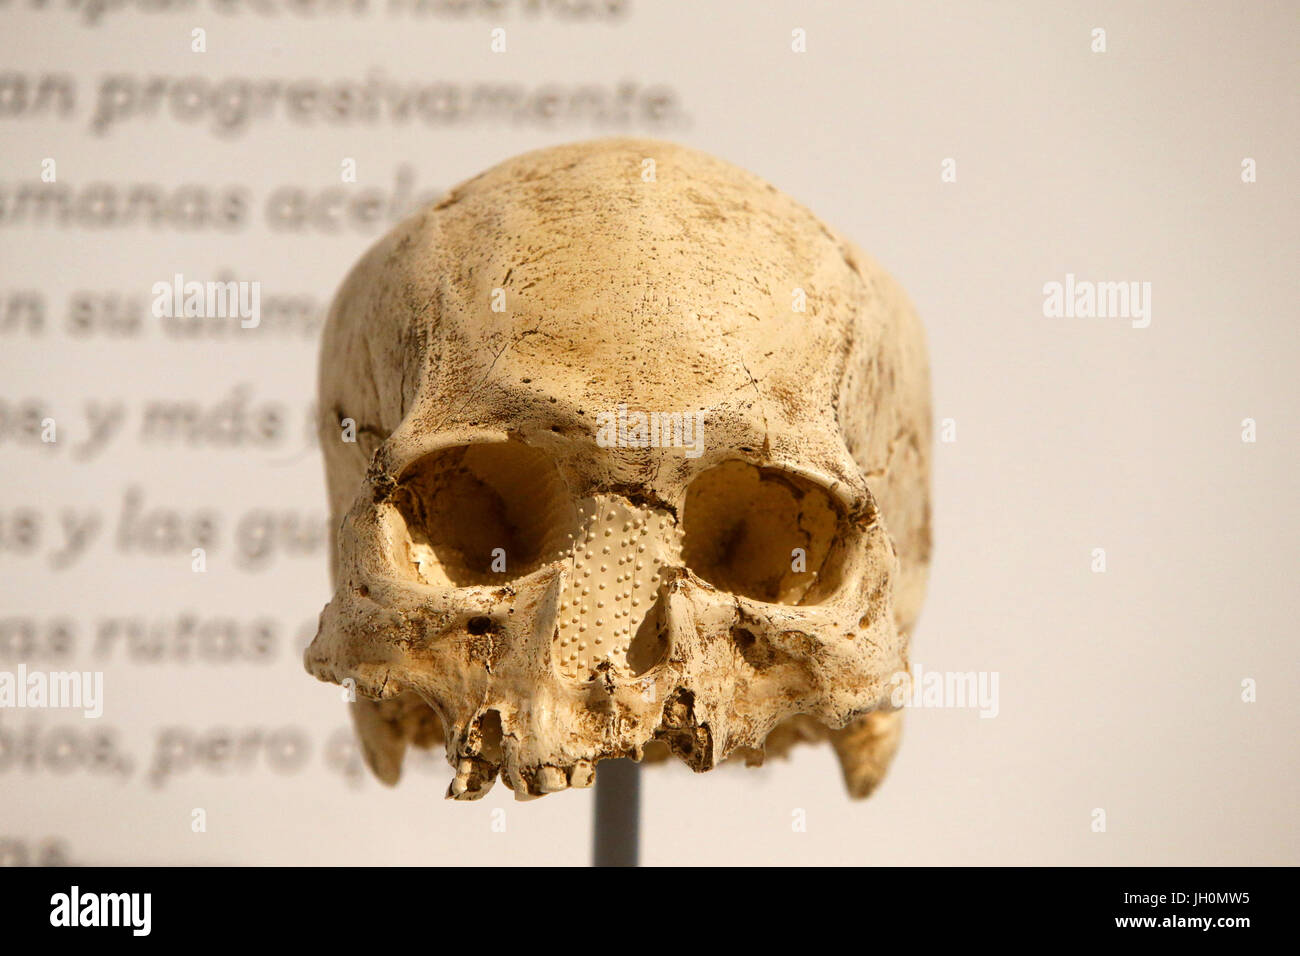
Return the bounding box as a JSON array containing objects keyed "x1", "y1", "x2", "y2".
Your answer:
[
  {"x1": 557, "y1": 498, "x2": 680, "y2": 680},
  {"x1": 305, "y1": 138, "x2": 932, "y2": 800}
]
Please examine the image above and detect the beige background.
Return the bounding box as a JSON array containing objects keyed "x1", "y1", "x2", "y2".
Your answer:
[{"x1": 1, "y1": 0, "x2": 1296, "y2": 865}]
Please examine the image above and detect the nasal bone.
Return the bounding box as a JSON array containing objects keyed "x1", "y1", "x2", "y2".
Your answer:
[{"x1": 551, "y1": 495, "x2": 682, "y2": 680}]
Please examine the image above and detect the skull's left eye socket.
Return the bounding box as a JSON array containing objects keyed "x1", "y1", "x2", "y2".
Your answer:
[
  {"x1": 388, "y1": 442, "x2": 576, "y2": 587},
  {"x1": 680, "y1": 460, "x2": 852, "y2": 605}
]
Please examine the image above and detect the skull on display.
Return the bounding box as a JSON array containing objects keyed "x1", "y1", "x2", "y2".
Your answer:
[{"x1": 305, "y1": 138, "x2": 932, "y2": 800}]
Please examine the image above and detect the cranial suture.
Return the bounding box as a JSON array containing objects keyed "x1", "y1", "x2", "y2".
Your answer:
[{"x1": 305, "y1": 138, "x2": 932, "y2": 800}]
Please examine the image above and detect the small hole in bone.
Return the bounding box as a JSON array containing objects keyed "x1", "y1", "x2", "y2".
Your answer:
[
  {"x1": 389, "y1": 441, "x2": 575, "y2": 587},
  {"x1": 476, "y1": 709, "x2": 504, "y2": 764},
  {"x1": 467, "y1": 616, "x2": 492, "y2": 635},
  {"x1": 731, "y1": 626, "x2": 780, "y2": 668},
  {"x1": 681, "y1": 460, "x2": 847, "y2": 604},
  {"x1": 626, "y1": 599, "x2": 668, "y2": 676}
]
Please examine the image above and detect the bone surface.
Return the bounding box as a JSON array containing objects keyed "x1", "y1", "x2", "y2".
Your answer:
[{"x1": 305, "y1": 138, "x2": 932, "y2": 800}]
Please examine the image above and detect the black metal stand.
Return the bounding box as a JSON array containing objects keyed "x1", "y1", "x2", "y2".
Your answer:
[{"x1": 592, "y1": 759, "x2": 640, "y2": 867}]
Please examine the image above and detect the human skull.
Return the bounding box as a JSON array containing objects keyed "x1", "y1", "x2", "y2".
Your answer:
[{"x1": 305, "y1": 138, "x2": 931, "y2": 800}]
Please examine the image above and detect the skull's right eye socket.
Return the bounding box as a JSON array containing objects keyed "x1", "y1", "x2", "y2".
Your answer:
[
  {"x1": 681, "y1": 460, "x2": 851, "y2": 605},
  {"x1": 389, "y1": 442, "x2": 575, "y2": 587}
]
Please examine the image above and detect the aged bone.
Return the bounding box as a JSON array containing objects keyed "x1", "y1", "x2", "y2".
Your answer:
[{"x1": 305, "y1": 138, "x2": 931, "y2": 800}]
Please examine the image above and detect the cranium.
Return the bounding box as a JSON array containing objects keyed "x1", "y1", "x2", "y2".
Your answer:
[{"x1": 305, "y1": 138, "x2": 931, "y2": 800}]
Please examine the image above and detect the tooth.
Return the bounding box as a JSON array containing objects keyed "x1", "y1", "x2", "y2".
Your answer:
[
  {"x1": 349, "y1": 697, "x2": 406, "y2": 786},
  {"x1": 534, "y1": 765, "x2": 567, "y2": 793},
  {"x1": 568, "y1": 760, "x2": 595, "y2": 789},
  {"x1": 830, "y1": 709, "x2": 903, "y2": 799},
  {"x1": 447, "y1": 755, "x2": 496, "y2": 801}
]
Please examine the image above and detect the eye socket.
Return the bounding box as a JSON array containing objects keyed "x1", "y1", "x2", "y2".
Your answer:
[
  {"x1": 680, "y1": 460, "x2": 849, "y2": 605},
  {"x1": 389, "y1": 441, "x2": 575, "y2": 587}
]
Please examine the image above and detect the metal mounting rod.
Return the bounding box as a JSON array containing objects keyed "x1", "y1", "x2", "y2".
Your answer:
[{"x1": 592, "y1": 758, "x2": 640, "y2": 867}]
